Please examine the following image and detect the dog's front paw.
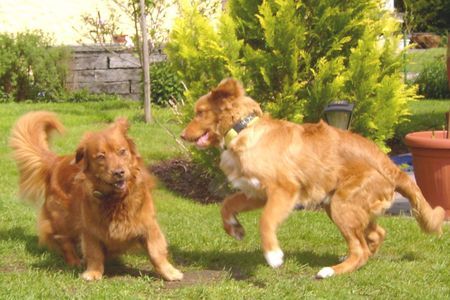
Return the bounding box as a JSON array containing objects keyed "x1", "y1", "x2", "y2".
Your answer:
[
  {"x1": 264, "y1": 249, "x2": 284, "y2": 268},
  {"x1": 159, "y1": 264, "x2": 183, "y2": 281},
  {"x1": 223, "y1": 216, "x2": 245, "y2": 240},
  {"x1": 81, "y1": 270, "x2": 103, "y2": 281}
]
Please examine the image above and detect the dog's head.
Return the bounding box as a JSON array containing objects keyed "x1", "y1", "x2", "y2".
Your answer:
[
  {"x1": 180, "y1": 78, "x2": 262, "y2": 148},
  {"x1": 75, "y1": 118, "x2": 139, "y2": 195}
]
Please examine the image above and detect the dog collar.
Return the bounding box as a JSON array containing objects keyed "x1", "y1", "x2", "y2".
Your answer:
[
  {"x1": 224, "y1": 114, "x2": 259, "y2": 147},
  {"x1": 92, "y1": 190, "x2": 105, "y2": 199}
]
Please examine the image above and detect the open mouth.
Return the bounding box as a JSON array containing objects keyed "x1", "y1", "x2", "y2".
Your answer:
[
  {"x1": 195, "y1": 131, "x2": 210, "y2": 148},
  {"x1": 113, "y1": 180, "x2": 126, "y2": 190}
]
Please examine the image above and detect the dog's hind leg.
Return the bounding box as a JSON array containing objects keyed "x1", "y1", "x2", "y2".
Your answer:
[
  {"x1": 364, "y1": 222, "x2": 386, "y2": 256},
  {"x1": 316, "y1": 177, "x2": 374, "y2": 278},
  {"x1": 260, "y1": 186, "x2": 297, "y2": 268},
  {"x1": 38, "y1": 210, "x2": 81, "y2": 267},
  {"x1": 221, "y1": 192, "x2": 265, "y2": 240},
  {"x1": 54, "y1": 235, "x2": 81, "y2": 267}
]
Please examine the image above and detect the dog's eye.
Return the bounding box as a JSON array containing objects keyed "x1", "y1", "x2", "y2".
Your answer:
[
  {"x1": 118, "y1": 148, "x2": 127, "y2": 156},
  {"x1": 196, "y1": 111, "x2": 203, "y2": 118},
  {"x1": 96, "y1": 153, "x2": 105, "y2": 160}
]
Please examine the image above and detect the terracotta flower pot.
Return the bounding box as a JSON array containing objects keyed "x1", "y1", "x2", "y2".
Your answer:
[{"x1": 405, "y1": 130, "x2": 450, "y2": 220}]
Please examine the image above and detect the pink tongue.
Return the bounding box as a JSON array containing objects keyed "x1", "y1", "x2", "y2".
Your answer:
[{"x1": 196, "y1": 132, "x2": 209, "y2": 147}]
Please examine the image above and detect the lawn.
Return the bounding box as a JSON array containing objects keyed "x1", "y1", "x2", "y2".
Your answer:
[
  {"x1": 405, "y1": 48, "x2": 447, "y2": 74},
  {"x1": 0, "y1": 100, "x2": 449, "y2": 299}
]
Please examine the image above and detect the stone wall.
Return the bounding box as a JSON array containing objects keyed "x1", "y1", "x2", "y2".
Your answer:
[{"x1": 66, "y1": 45, "x2": 165, "y2": 100}]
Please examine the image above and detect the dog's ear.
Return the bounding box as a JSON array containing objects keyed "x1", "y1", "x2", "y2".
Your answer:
[
  {"x1": 126, "y1": 136, "x2": 138, "y2": 157},
  {"x1": 75, "y1": 133, "x2": 92, "y2": 171},
  {"x1": 75, "y1": 144, "x2": 89, "y2": 171},
  {"x1": 114, "y1": 117, "x2": 140, "y2": 161},
  {"x1": 114, "y1": 117, "x2": 130, "y2": 134},
  {"x1": 75, "y1": 145, "x2": 84, "y2": 164},
  {"x1": 211, "y1": 78, "x2": 244, "y2": 101}
]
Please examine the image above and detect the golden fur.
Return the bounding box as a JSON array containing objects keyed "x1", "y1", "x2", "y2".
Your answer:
[
  {"x1": 181, "y1": 78, "x2": 445, "y2": 278},
  {"x1": 10, "y1": 111, "x2": 183, "y2": 281}
]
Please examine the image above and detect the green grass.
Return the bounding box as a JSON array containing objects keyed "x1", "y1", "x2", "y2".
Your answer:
[
  {"x1": 405, "y1": 48, "x2": 447, "y2": 74},
  {"x1": 394, "y1": 99, "x2": 450, "y2": 149},
  {"x1": 1, "y1": 101, "x2": 449, "y2": 299}
]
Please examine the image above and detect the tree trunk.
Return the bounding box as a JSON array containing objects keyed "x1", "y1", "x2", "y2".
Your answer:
[{"x1": 140, "y1": 0, "x2": 152, "y2": 123}]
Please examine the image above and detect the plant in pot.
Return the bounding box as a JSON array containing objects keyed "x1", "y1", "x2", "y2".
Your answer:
[{"x1": 405, "y1": 113, "x2": 450, "y2": 220}]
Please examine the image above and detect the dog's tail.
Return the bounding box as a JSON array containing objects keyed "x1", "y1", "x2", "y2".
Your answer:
[
  {"x1": 395, "y1": 170, "x2": 445, "y2": 235},
  {"x1": 9, "y1": 111, "x2": 64, "y2": 205}
]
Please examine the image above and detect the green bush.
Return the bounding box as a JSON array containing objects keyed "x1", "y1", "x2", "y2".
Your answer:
[
  {"x1": 167, "y1": 0, "x2": 417, "y2": 153},
  {"x1": 414, "y1": 56, "x2": 450, "y2": 99},
  {"x1": 165, "y1": 0, "x2": 243, "y2": 171},
  {"x1": 396, "y1": 0, "x2": 450, "y2": 34},
  {"x1": 150, "y1": 61, "x2": 184, "y2": 106},
  {"x1": 0, "y1": 31, "x2": 71, "y2": 102}
]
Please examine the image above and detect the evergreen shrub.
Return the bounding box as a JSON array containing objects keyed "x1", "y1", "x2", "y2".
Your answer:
[
  {"x1": 150, "y1": 61, "x2": 184, "y2": 106},
  {"x1": 166, "y1": 0, "x2": 418, "y2": 172},
  {"x1": 414, "y1": 56, "x2": 450, "y2": 99},
  {"x1": 0, "y1": 31, "x2": 71, "y2": 102}
]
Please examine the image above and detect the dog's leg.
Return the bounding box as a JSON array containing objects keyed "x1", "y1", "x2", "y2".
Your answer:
[
  {"x1": 54, "y1": 236, "x2": 81, "y2": 267},
  {"x1": 364, "y1": 222, "x2": 386, "y2": 255},
  {"x1": 316, "y1": 189, "x2": 372, "y2": 279},
  {"x1": 144, "y1": 220, "x2": 183, "y2": 281},
  {"x1": 38, "y1": 210, "x2": 81, "y2": 267},
  {"x1": 221, "y1": 192, "x2": 265, "y2": 240},
  {"x1": 260, "y1": 187, "x2": 297, "y2": 268},
  {"x1": 81, "y1": 232, "x2": 105, "y2": 281}
]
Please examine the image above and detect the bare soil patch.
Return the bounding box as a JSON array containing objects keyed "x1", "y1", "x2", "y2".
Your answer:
[{"x1": 150, "y1": 159, "x2": 229, "y2": 204}]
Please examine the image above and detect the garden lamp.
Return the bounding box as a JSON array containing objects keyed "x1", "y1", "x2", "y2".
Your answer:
[{"x1": 323, "y1": 101, "x2": 354, "y2": 130}]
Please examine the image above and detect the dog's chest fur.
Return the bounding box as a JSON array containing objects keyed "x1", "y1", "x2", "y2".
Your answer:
[{"x1": 220, "y1": 150, "x2": 265, "y2": 199}]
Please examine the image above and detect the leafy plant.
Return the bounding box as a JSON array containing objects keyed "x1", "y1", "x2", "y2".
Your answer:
[
  {"x1": 149, "y1": 61, "x2": 184, "y2": 106},
  {"x1": 396, "y1": 0, "x2": 450, "y2": 34},
  {"x1": 167, "y1": 0, "x2": 417, "y2": 153},
  {"x1": 414, "y1": 56, "x2": 450, "y2": 99},
  {"x1": 0, "y1": 31, "x2": 71, "y2": 101}
]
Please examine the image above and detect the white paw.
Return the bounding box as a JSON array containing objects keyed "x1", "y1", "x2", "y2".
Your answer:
[
  {"x1": 226, "y1": 216, "x2": 238, "y2": 226},
  {"x1": 316, "y1": 267, "x2": 335, "y2": 279},
  {"x1": 264, "y1": 249, "x2": 284, "y2": 268}
]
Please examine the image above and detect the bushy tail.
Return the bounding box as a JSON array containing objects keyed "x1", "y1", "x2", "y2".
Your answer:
[
  {"x1": 395, "y1": 171, "x2": 445, "y2": 235},
  {"x1": 9, "y1": 111, "x2": 64, "y2": 205}
]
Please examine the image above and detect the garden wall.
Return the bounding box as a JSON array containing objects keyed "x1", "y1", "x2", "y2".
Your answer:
[{"x1": 66, "y1": 45, "x2": 165, "y2": 100}]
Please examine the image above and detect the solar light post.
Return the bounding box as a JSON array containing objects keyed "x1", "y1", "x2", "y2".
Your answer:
[{"x1": 323, "y1": 101, "x2": 354, "y2": 130}]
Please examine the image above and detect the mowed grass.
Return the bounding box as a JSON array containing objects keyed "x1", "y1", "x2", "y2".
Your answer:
[
  {"x1": 0, "y1": 101, "x2": 449, "y2": 299},
  {"x1": 395, "y1": 99, "x2": 450, "y2": 141},
  {"x1": 405, "y1": 48, "x2": 447, "y2": 74}
]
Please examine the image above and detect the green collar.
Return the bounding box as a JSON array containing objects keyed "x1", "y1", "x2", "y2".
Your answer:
[{"x1": 224, "y1": 114, "x2": 260, "y2": 148}]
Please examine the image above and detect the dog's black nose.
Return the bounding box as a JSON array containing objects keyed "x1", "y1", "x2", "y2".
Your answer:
[{"x1": 113, "y1": 168, "x2": 125, "y2": 178}]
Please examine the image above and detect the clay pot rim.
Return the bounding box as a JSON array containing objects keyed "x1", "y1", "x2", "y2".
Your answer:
[{"x1": 405, "y1": 130, "x2": 450, "y2": 149}]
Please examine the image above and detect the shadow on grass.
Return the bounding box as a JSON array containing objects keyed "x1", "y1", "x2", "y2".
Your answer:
[
  {"x1": 0, "y1": 226, "x2": 163, "y2": 279},
  {"x1": 4, "y1": 226, "x2": 418, "y2": 284},
  {"x1": 170, "y1": 245, "x2": 339, "y2": 282},
  {"x1": 0, "y1": 226, "x2": 78, "y2": 271}
]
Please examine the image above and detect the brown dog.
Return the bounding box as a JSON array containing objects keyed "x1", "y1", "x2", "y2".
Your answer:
[
  {"x1": 180, "y1": 78, "x2": 445, "y2": 278},
  {"x1": 10, "y1": 111, "x2": 183, "y2": 281}
]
